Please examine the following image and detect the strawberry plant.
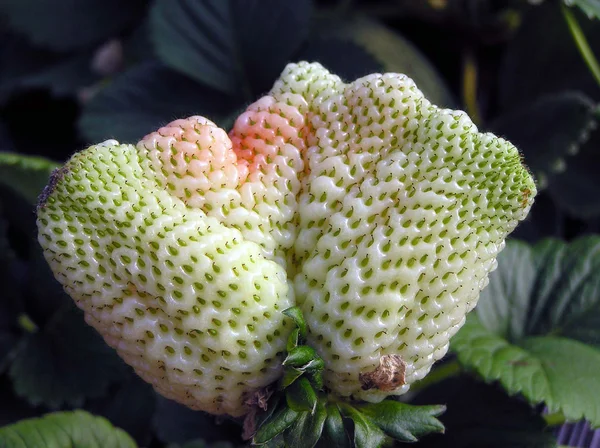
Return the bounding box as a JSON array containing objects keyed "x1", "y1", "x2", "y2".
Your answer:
[{"x1": 1, "y1": 1, "x2": 600, "y2": 447}]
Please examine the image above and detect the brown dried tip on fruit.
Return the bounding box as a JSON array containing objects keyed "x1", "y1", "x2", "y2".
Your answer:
[
  {"x1": 359, "y1": 354, "x2": 407, "y2": 392},
  {"x1": 37, "y1": 165, "x2": 69, "y2": 210}
]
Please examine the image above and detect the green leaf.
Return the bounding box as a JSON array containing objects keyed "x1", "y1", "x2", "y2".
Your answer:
[
  {"x1": 284, "y1": 346, "x2": 319, "y2": 368},
  {"x1": 522, "y1": 337, "x2": 600, "y2": 423},
  {"x1": 152, "y1": 395, "x2": 242, "y2": 445},
  {"x1": 478, "y1": 238, "x2": 600, "y2": 346},
  {"x1": 79, "y1": 62, "x2": 240, "y2": 144},
  {"x1": 9, "y1": 303, "x2": 128, "y2": 408},
  {"x1": 0, "y1": 152, "x2": 59, "y2": 204},
  {"x1": 413, "y1": 376, "x2": 558, "y2": 448},
  {"x1": 254, "y1": 405, "x2": 300, "y2": 445},
  {"x1": 318, "y1": 404, "x2": 350, "y2": 448},
  {"x1": 471, "y1": 240, "x2": 536, "y2": 340},
  {"x1": 0, "y1": 0, "x2": 146, "y2": 51},
  {"x1": 567, "y1": 0, "x2": 600, "y2": 19},
  {"x1": 0, "y1": 410, "x2": 137, "y2": 447},
  {"x1": 284, "y1": 400, "x2": 327, "y2": 448},
  {"x1": 355, "y1": 401, "x2": 445, "y2": 442},
  {"x1": 528, "y1": 238, "x2": 600, "y2": 344},
  {"x1": 286, "y1": 377, "x2": 317, "y2": 413},
  {"x1": 282, "y1": 307, "x2": 307, "y2": 340},
  {"x1": 452, "y1": 237, "x2": 600, "y2": 427},
  {"x1": 500, "y1": 2, "x2": 600, "y2": 110},
  {"x1": 151, "y1": 0, "x2": 312, "y2": 96},
  {"x1": 454, "y1": 320, "x2": 600, "y2": 427},
  {"x1": 312, "y1": 17, "x2": 454, "y2": 107},
  {"x1": 338, "y1": 403, "x2": 388, "y2": 448}
]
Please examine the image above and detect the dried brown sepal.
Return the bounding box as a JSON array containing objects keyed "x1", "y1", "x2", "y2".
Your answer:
[
  {"x1": 359, "y1": 355, "x2": 406, "y2": 392},
  {"x1": 242, "y1": 387, "x2": 274, "y2": 440}
]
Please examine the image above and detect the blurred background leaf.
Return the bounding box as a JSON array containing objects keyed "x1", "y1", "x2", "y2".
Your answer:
[
  {"x1": 491, "y1": 92, "x2": 600, "y2": 218},
  {"x1": 152, "y1": 396, "x2": 243, "y2": 446},
  {"x1": 413, "y1": 377, "x2": 558, "y2": 448},
  {"x1": 85, "y1": 373, "x2": 157, "y2": 446},
  {"x1": 151, "y1": 0, "x2": 312, "y2": 98},
  {"x1": 79, "y1": 62, "x2": 240, "y2": 143},
  {"x1": 0, "y1": 0, "x2": 148, "y2": 52},
  {"x1": 0, "y1": 152, "x2": 58, "y2": 204},
  {"x1": 452, "y1": 237, "x2": 600, "y2": 426},
  {"x1": 299, "y1": 36, "x2": 383, "y2": 81},
  {"x1": 0, "y1": 205, "x2": 21, "y2": 374},
  {"x1": 499, "y1": 2, "x2": 600, "y2": 111},
  {"x1": 311, "y1": 16, "x2": 455, "y2": 106},
  {"x1": 567, "y1": 0, "x2": 600, "y2": 20},
  {"x1": 0, "y1": 181, "x2": 128, "y2": 410},
  {"x1": 79, "y1": 62, "x2": 240, "y2": 144},
  {"x1": 8, "y1": 303, "x2": 129, "y2": 409},
  {"x1": 0, "y1": 410, "x2": 137, "y2": 447},
  {"x1": 491, "y1": 92, "x2": 597, "y2": 189},
  {"x1": 0, "y1": 34, "x2": 98, "y2": 104},
  {"x1": 0, "y1": 379, "x2": 38, "y2": 427}
]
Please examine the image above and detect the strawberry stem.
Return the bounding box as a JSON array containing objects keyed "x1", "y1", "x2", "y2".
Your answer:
[{"x1": 563, "y1": 3, "x2": 600, "y2": 88}]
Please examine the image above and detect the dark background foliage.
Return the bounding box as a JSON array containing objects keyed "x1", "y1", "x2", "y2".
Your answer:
[{"x1": 1, "y1": 0, "x2": 600, "y2": 447}]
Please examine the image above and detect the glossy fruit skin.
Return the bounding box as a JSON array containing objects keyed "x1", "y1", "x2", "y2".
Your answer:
[
  {"x1": 36, "y1": 135, "x2": 295, "y2": 417},
  {"x1": 275, "y1": 63, "x2": 535, "y2": 401},
  {"x1": 37, "y1": 62, "x2": 536, "y2": 415}
]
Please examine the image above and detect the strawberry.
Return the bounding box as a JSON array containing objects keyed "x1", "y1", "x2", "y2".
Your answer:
[
  {"x1": 37, "y1": 62, "x2": 535, "y2": 417},
  {"x1": 36, "y1": 137, "x2": 295, "y2": 417},
  {"x1": 274, "y1": 62, "x2": 535, "y2": 402}
]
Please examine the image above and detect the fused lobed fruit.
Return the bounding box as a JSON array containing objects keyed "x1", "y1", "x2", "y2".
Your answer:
[
  {"x1": 37, "y1": 126, "x2": 298, "y2": 416},
  {"x1": 272, "y1": 62, "x2": 535, "y2": 401},
  {"x1": 37, "y1": 62, "x2": 535, "y2": 415}
]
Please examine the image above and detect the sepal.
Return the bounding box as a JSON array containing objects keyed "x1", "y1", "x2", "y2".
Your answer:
[
  {"x1": 282, "y1": 307, "x2": 307, "y2": 340},
  {"x1": 251, "y1": 308, "x2": 446, "y2": 447},
  {"x1": 286, "y1": 377, "x2": 317, "y2": 413}
]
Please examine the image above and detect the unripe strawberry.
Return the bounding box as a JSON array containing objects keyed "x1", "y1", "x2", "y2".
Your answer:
[
  {"x1": 273, "y1": 62, "x2": 535, "y2": 401},
  {"x1": 36, "y1": 124, "x2": 298, "y2": 416},
  {"x1": 37, "y1": 62, "x2": 535, "y2": 416}
]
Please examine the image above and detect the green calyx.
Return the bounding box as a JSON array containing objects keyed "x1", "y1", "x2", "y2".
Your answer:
[{"x1": 249, "y1": 307, "x2": 446, "y2": 448}]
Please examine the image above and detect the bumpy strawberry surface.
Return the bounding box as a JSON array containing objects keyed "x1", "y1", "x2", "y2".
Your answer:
[{"x1": 37, "y1": 62, "x2": 536, "y2": 415}]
